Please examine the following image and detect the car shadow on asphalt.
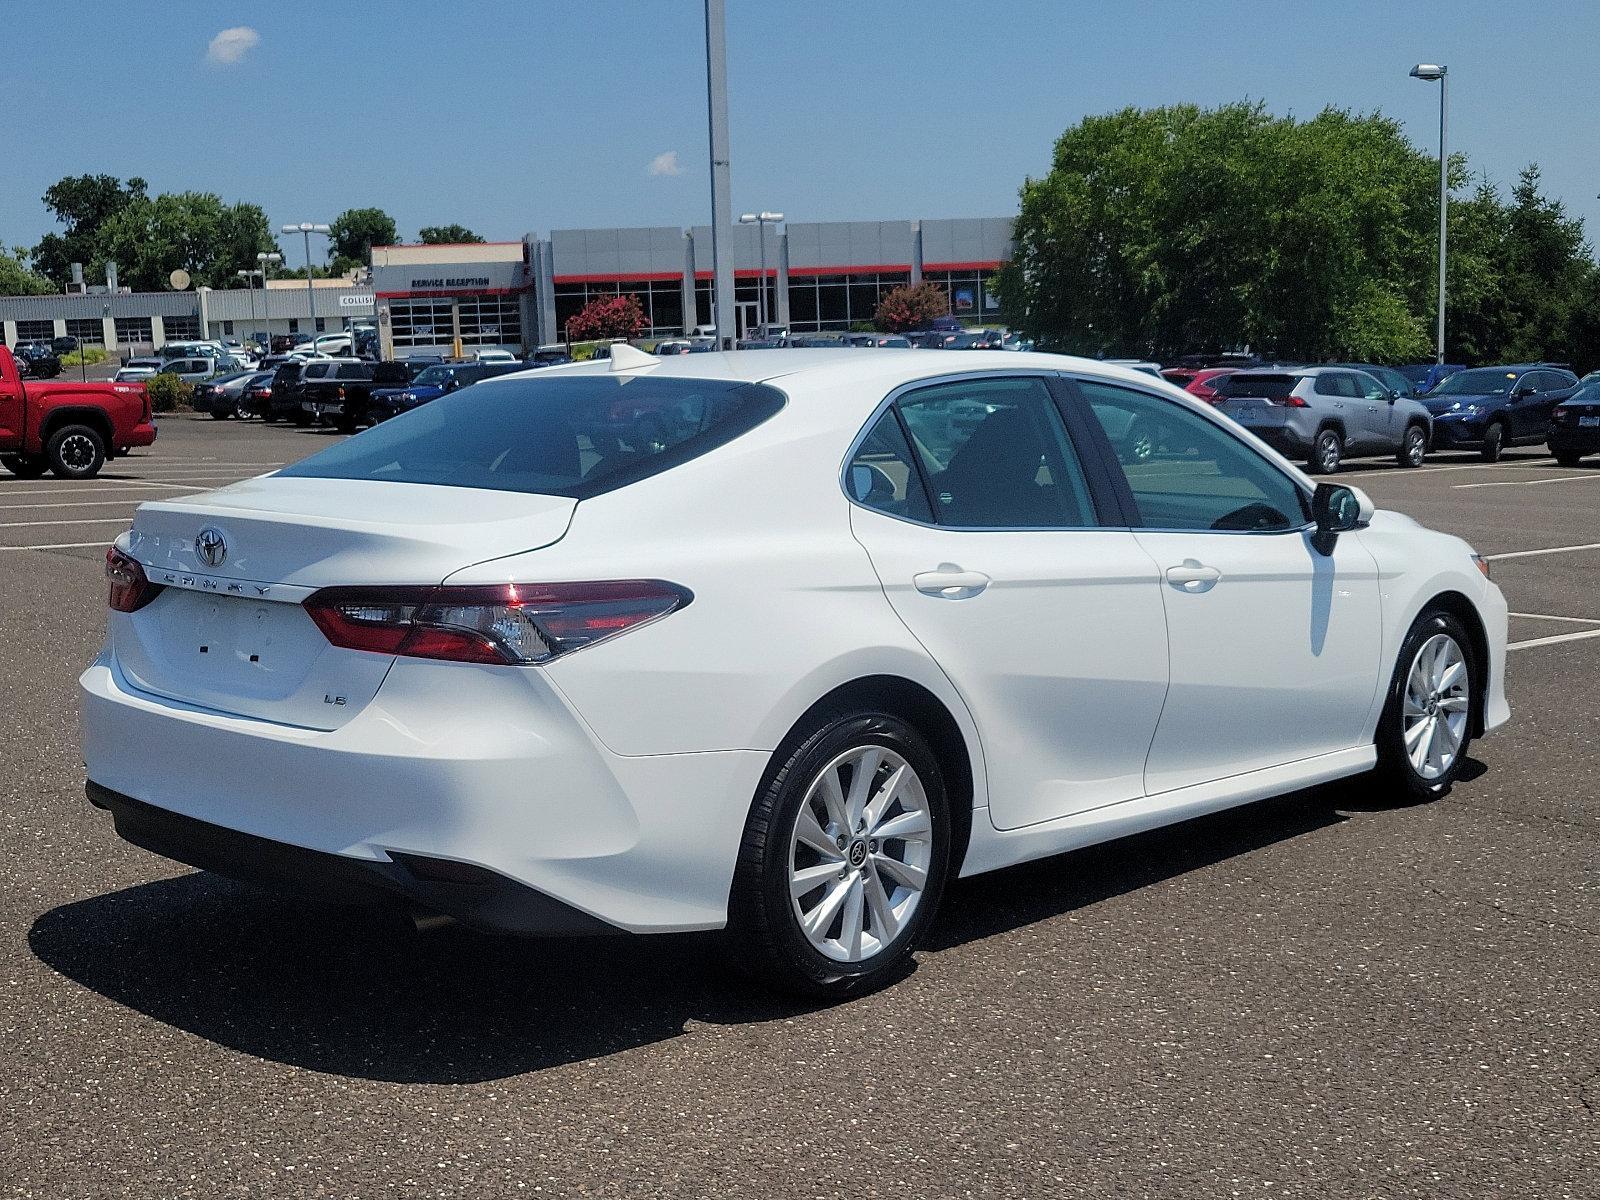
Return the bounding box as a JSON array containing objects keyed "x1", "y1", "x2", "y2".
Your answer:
[{"x1": 26, "y1": 769, "x2": 1475, "y2": 1085}]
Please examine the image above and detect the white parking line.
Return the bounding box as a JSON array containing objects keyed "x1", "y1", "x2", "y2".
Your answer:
[
  {"x1": 1509, "y1": 612, "x2": 1600, "y2": 625},
  {"x1": 0, "y1": 516, "x2": 139, "y2": 529},
  {"x1": 1507, "y1": 629, "x2": 1600, "y2": 651},
  {"x1": 1454, "y1": 473, "x2": 1600, "y2": 490},
  {"x1": 0, "y1": 496, "x2": 194, "y2": 511},
  {"x1": 0, "y1": 541, "x2": 113, "y2": 552},
  {"x1": 0, "y1": 482, "x2": 213, "y2": 498},
  {"x1": 1337, "y1": 459, "x2": 1557, "y2": 479},
  {"x1": 1486, "y1": 542, "x2": 1600, "y2": 562}
]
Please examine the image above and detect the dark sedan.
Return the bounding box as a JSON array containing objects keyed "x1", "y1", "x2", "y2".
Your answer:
[
  {"x1": 1421, "y1": 364, "x2": 1579, "y2": 461},
  {"x1": 1548, "y1": 380, "x2": 1600, "y2": 465}
]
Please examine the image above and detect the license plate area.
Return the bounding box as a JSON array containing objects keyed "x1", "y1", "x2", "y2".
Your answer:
[{"x1": 1579, "y1": 415, "x2": 1600, "y2": 427}]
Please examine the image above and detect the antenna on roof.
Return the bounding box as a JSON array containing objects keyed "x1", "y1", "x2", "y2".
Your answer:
[{"x1": 608, "y1": 343, "x2": 659, "y2": 372}]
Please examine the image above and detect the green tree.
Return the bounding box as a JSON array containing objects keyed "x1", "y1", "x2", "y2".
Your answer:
[
  {"x1": 93, "y1": 192, "x2": 277, "y2": 291},
  {"x1": 328, "y1": 207, "x2": 397, "y2": 273},
  {"x1": 999, "y1": 102, "x2": 1438, "y2": 361},
  {"x1": 0, "y1": 247, "x2": 54, "y2": 295},
  {"x1": 31, "y1": 174, "x2": 147, "y2": 285},
  {"x1": 418, "y1": 224, "x2": 485, "y2": 244}
]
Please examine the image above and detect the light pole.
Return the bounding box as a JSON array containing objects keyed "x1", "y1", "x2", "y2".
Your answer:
[
  {"x1": 739, "y1": 211, "x2": 783, "y2": 333},
  {"x1": 257, "y1": 252, "x2": 281, "y2": 351},
  {"x1": 236, "y1": 269, "x2": 259, "y2": 347},
  {"x1": 704, "y1": 0, "x2": 735, "y2": 347},
  {"x1": 1411, "y1": 63, "x2": 1448, "y2": 364},
  {"x1": 281, "y1": 223, "x2": 330, "y2": 342}
]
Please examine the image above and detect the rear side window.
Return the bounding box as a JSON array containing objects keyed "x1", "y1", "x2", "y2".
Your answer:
[
  {"x1": 846, "y1": 411, "x2": 935, "y2": 523},
  {"x1": 1218, "y1": 374, "x2": 1301, "y2": 400},
  {"x1": 277, "y1": 375, "x2": 786, "y2": 498},
  {"x1": 336, "y1": 363, "x2": 373, "y2": 380}
]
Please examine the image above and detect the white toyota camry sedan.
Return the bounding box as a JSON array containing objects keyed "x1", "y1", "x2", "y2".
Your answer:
[{"x1": 81, "y1": 347, "x2": 1509, "y2": 995}]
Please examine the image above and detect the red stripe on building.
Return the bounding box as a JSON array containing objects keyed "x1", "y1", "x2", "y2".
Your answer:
[
  {"x1": 553, "y1": 272, "x2": 682, "y2": 285},
  {"x1": 375, "y1": 287, "x2": 526, "y2": 299},
  {"x1": 921, "y1": 261, "x2": 1004, "y2": 272}
]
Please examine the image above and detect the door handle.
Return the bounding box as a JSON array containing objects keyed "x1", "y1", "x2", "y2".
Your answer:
[
  {"x1": 1165, "y1": 560, "x2": 1222, "y2": 592},
  {"x1": 913, "y1": 567, "x2": 990, "y2": 600}
]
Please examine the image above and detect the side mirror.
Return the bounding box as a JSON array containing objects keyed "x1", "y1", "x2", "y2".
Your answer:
[{"x1": 1311, "y1": 482, "x2": 1373, "y2": 553}]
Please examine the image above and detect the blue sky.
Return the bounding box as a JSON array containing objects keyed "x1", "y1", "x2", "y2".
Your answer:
[{"x1": 7, "y1": 1, "x2": 1598, "y2": 258}]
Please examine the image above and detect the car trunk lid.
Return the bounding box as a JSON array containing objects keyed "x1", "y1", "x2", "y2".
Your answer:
[{"x1": 113, "y1": 477, "x2": 576, "y2": 729}]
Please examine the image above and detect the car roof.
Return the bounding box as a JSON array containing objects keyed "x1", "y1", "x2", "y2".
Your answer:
[{"x1": 506, "y1": 348, "x2": 1197, "y2": 396}]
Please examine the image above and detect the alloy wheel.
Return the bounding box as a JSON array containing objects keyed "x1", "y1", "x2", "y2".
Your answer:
[
  {"x1": 1318, "y1": 432, "x2": 1341, "y2": 473},
  {"x1": 59, "y1": 434, "x2": 97, "y2": 471},
  {"x1": 788, "y1": 744, "x2": 933, "y2": 963},
  {"x1": 1403, "y1": 633, "x2": 1470, "y2": 780},
  {"x1": 1405, "y1": 429, "x2": 1425, "y2": 465}
]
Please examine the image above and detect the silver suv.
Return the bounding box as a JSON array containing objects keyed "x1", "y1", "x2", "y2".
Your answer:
[{"x1": 1213, "y1": 366, "x2": 1434, "y2": 473}]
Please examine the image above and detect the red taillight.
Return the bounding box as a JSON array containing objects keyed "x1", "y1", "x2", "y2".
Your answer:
[
  {"x1": 1269, "y1": 394, "x2": 1309, "y2": 407},
  {"x1": 337, "y1": 385, "x2": 346, "y2": 399},
  {"x1": 1552, "y1": 406, "x2": 1568, "y2": 419},
  {"x1": 106, "y1": 546, "x2": 162, "y2": 613},
  {"x1": 303, "y1": 581, "x2": 692, "y2": 665}
]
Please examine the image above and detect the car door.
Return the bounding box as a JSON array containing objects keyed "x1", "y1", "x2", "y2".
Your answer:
[
  {"x1": 845, "y1": 374, "x2": 1170, "y2": 830},
  {"x1": 1070, "y1": 376, "x2": 1384, "y2": 795},
  {"x1": 1350, "y1": 370, "x2": 1397, "y2": 448}
]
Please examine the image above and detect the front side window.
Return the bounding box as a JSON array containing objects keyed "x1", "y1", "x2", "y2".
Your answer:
[
  {"x1": 277, "y1": 375, "x2": 785, "y2": 499},
  {"x1": 1075, "y1": 379, "x2": 1309, "y2": 532},
  {"x1": 895, "y1": 377, "x2": 1096, "y2": 528}
]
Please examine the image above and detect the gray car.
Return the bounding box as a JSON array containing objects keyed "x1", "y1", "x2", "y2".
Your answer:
[{"x1": 1213, "y1": 366, "x2": 1433, "y2": 473}]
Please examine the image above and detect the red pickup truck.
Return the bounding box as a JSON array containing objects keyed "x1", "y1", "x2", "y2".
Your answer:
[{"x1": 0, "y1": 344, "x2": 156, "y2": 479}]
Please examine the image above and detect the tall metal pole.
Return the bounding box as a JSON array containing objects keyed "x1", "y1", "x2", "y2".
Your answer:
[
  {"x1": 303, "y1": 229, "x2": 317, "y2": 336},
  {"x1": 704, "y1": 0, "x2": 735, "y2": 348},
  {"x1": 1435, "y1": 71, "x2": 1448, "y2": 365},
  {"x1": 756, "y1": 219, "x2": 768, "y2": 332}
]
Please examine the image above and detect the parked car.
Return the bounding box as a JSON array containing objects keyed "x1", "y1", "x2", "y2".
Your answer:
[
  {"x1": 281, "y1": 358, "x2": 365, "y2": 427},
  {"x1": 261, "y1": 361, "x2": 307, "y2": 423},
  {"x1": 367, "y1": 361, "x2": 525, "y2": 421},
  {"x1": 528, "y1": 347, "x2": 573, "y2": 367},
  {"x1": 51, "y1": 335, "x2": 79, "y2": 356},
  {"x1": 1181, "y1": 367, "x2": 1240, "y2": 404},
  {"x1": 191, "y1": 371, "x2": 265, "y2": 420},
  {"x1": 158, "y1": 340, "x2": 225, "y2": 362},
  {"x1": 847, "y1": 334, "x2": 913, "y2": 348},
  {"x1": 158, "y1": 358, "x2": 220, "y2": 385},
  {"x1": 114, "y1": 358, "x2": 164, "y2": 383},
  {"x1": 474, "y1": 349, "x2": 521, "y2": 364},
  {"x1": 298, "y1": 361, "x2": 384, "y2": 431},
  {"x1": 1213, "y1": 366, "x2": 1434, "y2": 472},
  {"x1": 790, "y1": 335, "x2": 848, "y2": 348},
  {"x1": 1547, "y1": 379, "x2": 1600, "y2": 465},
  {"x1": 291, "y1": 332, "x2": 354, "y2": 357},
  {"x1": 0, "y1": 344, "x2": 155, "y2": 479},
  {"x1": 1417, "y1": 364, "x2": 1579, "y2": 461},
  {"x1": 735, "y1": 338, "x2": 786, "y2": 350},
  {"x1": 13, "y1": 341, "x2": 63, "y2": 378},
  {"x1": 81, "y1": 349, "x2": 1510, "y2": 996},
  {"x1": 1000, "y1": 333, "x2": 1035, "y2": 352},
  {"x1": 1399, "y1": 362, "x2": 1466, "y2": 394},
  {"x1": 241, "y1": 372, "x2": 276, "y2": 418},
  {"x1": 655, "y1": 340, "x2": 693, "y2": 356}
]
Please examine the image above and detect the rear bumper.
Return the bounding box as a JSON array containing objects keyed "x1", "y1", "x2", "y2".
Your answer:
[
  {"x1": 88, "y1": 782, "x2": 618, "y2": 935},
  {"x1": 125, "y1": 420, "x2": 157, "y2": 447},
  {"x1": 80, "y1": 652, "x2": 767, "y2": 934},
  {"x1": 1547, "y1": 426, "x2": 1600, "y2": 456},
  {"x1": 1221, "y1": 410, "x2": 1315, "y2": 455}
]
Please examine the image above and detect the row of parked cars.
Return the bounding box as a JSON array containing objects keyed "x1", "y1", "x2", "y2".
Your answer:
[
  {"x1": 1138, "y1": 357, "x2": 1595, "y2": 472},
  {"x1": 191, "y1": 348, "x2": 574, "y2": 430}
]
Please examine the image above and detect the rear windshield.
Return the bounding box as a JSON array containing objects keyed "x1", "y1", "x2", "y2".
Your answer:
[
  {"x1": 1217, "y1": 373, "x2": 1302, "y2": 399},
  {"x1": 276, "y1": 374, "x2": 787, "y2": 498}
]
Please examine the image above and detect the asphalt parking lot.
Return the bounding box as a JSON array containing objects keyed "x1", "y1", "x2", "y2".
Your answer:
[{"x1": 1, "y1": 416, "x2": 1596, "y2": 1198}]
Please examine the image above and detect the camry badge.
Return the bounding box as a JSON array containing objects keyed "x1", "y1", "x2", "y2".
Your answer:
[{"x1": 195, "y1": 527, "x2": 227, "y2": 568}]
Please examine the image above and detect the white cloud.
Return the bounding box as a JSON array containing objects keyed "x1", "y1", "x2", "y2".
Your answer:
[
  {"x1": 206, "y1": 26, "x2": 260, "y2": 66},
  {"x1": 648, "y1": 151, "x2": 683, "y2": 177}
]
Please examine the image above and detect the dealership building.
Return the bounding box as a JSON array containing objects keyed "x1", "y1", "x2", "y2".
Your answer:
[{"x1": 2, "y1": 215, "x2": 1013, "y2": 357}]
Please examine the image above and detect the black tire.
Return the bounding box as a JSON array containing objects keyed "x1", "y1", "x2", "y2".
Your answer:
[
  {"x1": 727, "y1": 710, "x2": 952, "y2": 998},
  {"x1": 1308, "y1": 427, "x2": 1343, "y2": 474},
  {"x1": 291, "y1": 410, "x2": 313, "y2": 427},
  {"x1": 46, "y1": 424, "x2": 106, "y2": 479},
  {"x1": 1554, "y1": 451, "x2": 1583, "y2": 468},
  {"x1": 2, "y1": 454, "x2": 49, "y2": 479},
  {"x1": 1396, "y1": 423, "x2": 1427, "y2": 468},
  {"x1": 1374, "y1": 609, "x2": 1477, "y2": 803},
  {"x1": 209, "y1": 407, "x2": 230, "y2": 420},
  {"x1": 1479, "y1": 420, "x2": 1506, "y2": 463},
  {"x1": 260, "y1": 408, "x2": 279, "y2": 423}
]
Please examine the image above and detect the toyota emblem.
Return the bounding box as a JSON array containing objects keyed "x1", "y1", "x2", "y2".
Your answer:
[{"x1": 195, "y1": 527, "x2": 227, "y2": 567}]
